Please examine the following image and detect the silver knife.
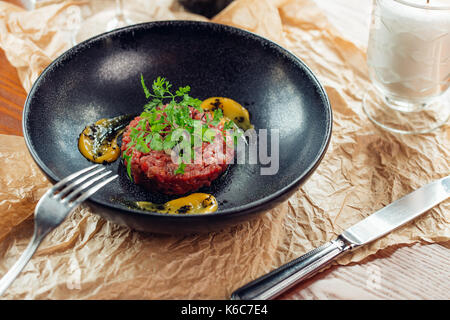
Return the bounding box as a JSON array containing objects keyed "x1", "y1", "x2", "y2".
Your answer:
[{"x1": 231, "y1": 175, "x2": 450, "y2": 300}]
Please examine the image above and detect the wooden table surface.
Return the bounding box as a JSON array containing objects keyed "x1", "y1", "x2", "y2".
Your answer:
[
  {"x1": 0, "y1": 0, "x2": 24, "y2": 136},
  {"x1": 0, "y1": 0, "x2": 448, "y2": 300}
]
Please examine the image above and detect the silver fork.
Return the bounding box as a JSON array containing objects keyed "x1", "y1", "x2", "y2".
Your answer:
[{"x1": 0, "y1": 164, "x2": 118, "y2": 296}]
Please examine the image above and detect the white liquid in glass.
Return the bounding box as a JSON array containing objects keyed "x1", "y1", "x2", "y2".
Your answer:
[{"x1": 367, "y1": 0, "x2": 450, "y2": 108}]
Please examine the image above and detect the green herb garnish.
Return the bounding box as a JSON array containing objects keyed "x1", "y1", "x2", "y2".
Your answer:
[
  {"x1": 122, "y1": 76, "x2": 238, "y2": 181},
  {"x1": 141, "y1": 75, "x2": 202, "y2": 112},
  {"x1": 174, "y1": 162, "x2": 186, "y2": 175}
]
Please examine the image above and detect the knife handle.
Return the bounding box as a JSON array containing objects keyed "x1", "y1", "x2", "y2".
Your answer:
[{"x1": 230, "y1": 236, "x2": 353, "y2": 300}]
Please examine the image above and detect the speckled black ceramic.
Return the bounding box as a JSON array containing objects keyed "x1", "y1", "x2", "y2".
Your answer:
[{"x1": 23, "y1": 21, "x2": 332, "y2": 234}]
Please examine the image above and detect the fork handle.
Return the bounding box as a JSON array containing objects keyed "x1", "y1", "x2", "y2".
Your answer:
[{"x1": 0, "y1": 228, "x2": 46, "y2": 296}]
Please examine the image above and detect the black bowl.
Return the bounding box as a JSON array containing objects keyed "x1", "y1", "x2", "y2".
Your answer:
[{"x1": 23, "y1": 21, "x2": 332, "y2": 234}]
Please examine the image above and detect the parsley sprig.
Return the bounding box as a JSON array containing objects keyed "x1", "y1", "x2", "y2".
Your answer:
[
  {"x1": 141, "y1": 75, "x2": 203, "y2": 112},
  {"x1": 122, "y1": 76, "x2": 235, "y2": 181}
]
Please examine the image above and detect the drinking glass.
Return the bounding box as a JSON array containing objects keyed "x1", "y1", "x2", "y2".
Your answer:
[
  {"x1": 363, "y1": 0, "x2": 450, "y2": 134},
  {"x1": 22, "y1": 0, "x2": 43, "y2": 10},
  {"x1": 74, "y1": 0, "x2": 149, "y2": 44}
]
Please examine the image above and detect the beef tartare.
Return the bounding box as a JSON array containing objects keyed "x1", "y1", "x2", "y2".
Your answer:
[
  {"x1": 121, "y1": 107, "x2": 234, "y2": 194},
  {"x1": 120, "y1": 76, "x2": 239, "y2": 195}
]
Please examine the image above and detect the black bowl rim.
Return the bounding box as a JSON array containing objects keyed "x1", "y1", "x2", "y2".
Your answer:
[{"x1": 22, "y1": 20, "x2": 332, "y2": 220}]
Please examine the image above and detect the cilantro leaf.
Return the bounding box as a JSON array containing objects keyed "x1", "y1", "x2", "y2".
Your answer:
[
  {"x1": 174, "y1": 162, "x2": 186, "y2": 175},
  {"x1": 176, "y1": 86, "x2": 191, "y2": 96},
  {"x1": 203, "y1": 128, "x2": 217, "y2": 143},
  {"x1": 141, "y1": 74, "x2": 151, "y2": 99},
  {"x1": 123, "y1": 153, "x2": 133, "y2": 181},
  {"x1": 150, "y1": 133, "x2": 163, "y2": 151},
  {"x1": 163, "y1": 133, "x2": 177, "y2": 150}
]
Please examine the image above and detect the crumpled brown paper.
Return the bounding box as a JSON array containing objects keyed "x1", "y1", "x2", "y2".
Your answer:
[{"x1": 0, "y1": 0, "x2": 449, "y2": 299}]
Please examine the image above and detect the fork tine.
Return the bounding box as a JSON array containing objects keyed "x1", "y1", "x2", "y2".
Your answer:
[
  {"x1": 62, "y1": 171, "x2": 113, "y2": 204},
  {"x1": 55, "y1": 167, "x2": 106, "y2": 199},
  {"x1": 51, "y1": 165, "x2": 100, "y2": 192},
  {"x1": 70, "y1": 174, "x2": 118, "y2": 208},
  {"x1": 0, "y1": 166, "x2": 116, "y2": 297}
]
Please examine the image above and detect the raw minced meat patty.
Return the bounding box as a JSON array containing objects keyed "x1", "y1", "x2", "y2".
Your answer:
[{"x1": 121, "y1": 106, "x2": 234, "y2": 195}]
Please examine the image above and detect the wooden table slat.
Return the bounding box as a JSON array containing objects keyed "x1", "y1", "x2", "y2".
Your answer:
[{"x1": 0, "y1": 47, "x2": 26, "y2": 136}]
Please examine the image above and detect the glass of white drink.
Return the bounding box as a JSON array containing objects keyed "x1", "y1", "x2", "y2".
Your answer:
[{"x1": 363, "y1": 0, "x2": 450, "y2": 134}]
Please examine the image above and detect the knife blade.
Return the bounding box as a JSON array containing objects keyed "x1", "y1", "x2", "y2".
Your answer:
[
  {"x1": 231, "y1": 175, "x2": 450, "y2": 300},
  {"x1": 341, "y1": 175, "x2": 450, "y2": 245}
]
